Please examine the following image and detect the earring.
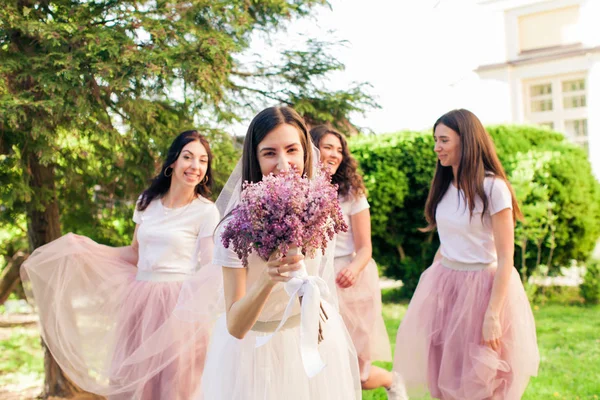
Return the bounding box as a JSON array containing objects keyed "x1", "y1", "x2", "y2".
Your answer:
[{"x1": 164, "y1": 167, "x2": 173, "y2": 177}]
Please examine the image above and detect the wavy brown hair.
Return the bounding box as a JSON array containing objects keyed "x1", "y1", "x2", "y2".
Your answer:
[
  {"x1": 309, "y1": 125, "x2": 366, "y2": 199},
  {"x1": 422, "y1": 109, "x2": 522, "y2": 231}
]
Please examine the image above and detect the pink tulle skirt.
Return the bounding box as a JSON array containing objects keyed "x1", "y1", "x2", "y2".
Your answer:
[
  {"x1": 393, "y1": 260, "x2": 539, "y2": 400},
  {"x1": 334, "y1": 255, "x2": 392, "y2": 380},
  {"x1": 20, "y1": 233, "x2": 221, "y2": 400}
]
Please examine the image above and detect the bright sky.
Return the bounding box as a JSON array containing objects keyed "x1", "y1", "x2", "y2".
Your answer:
[{"x1": 239, "y1": 0, "x2": 499, "y2": 134}]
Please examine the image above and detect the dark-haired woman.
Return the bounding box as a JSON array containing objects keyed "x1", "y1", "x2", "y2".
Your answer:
[
  {"x1": 392, "y1": 110, "x2": 539, "y2": 400},
  {"x1": 21, "y1": 130, "x2": 221, "y2": 399},
  {"x1": 200, "y1": 107, "x2": 361, "y2": 399},
  {"x1": 310, "y1": 126, "x2": 406, "y2": 400}
]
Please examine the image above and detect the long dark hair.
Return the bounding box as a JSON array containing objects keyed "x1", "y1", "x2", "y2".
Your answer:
[
  {"x1": 137, "y1": 130, "x2": 213, "y2": 211},
  {"x1": 310, "y1": 125, "x2": 366, "y2": 198},
  {"x1": 241, "y1": 106, "x2": 313, "y2": 185},
  {"x1": 422, "y1": 109, "x2": 522, "y2": 231}
]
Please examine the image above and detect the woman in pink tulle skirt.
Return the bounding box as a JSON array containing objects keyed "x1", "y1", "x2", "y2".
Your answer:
[
  {"x1": 21, "y1": 130, "x2": 222, "y2": 400},
  {"x1": 393, "y1": 109, "x2": 540, "y2": 400},
  {"x1": 311, "y1": 126, "x2": 404, "y2": 399}
]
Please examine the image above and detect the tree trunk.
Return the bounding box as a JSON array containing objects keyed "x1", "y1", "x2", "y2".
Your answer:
[
  {"x1": 8, "y1": 3, "x2": 98, "y2": 395},
  {"x1": 26, "y1": 153, "x2": 99, "y2": 399},
  {"x1": 546, "y1": 232, "x2": 556, "y2": 268},
  {"x1": 0, "y1": 251, "x2": 28, "y2": 305},
  {"x1": 26, "y1": 154, "x2": 62, "y2": 251}
]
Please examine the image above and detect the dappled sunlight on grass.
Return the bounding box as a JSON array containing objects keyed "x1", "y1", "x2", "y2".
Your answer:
[
  {"x1": 361, "y1": 302, "x2": 600, "y2": 400},
  {"x1": 0, "y1": 303, "x2": 598, "y2": 399},
  {"x1": 0, "y1": 325, "x2": 43, "y2": 398}
]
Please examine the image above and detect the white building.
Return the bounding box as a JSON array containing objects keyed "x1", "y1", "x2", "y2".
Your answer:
[{"x1": 473, "y1": 0, "x2": 600, "y2": 178}]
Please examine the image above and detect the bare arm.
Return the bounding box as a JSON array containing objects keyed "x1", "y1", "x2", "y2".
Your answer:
[
  {"x1": 483, "y1": 208, "x2": 515, "y2": 350},
  {"x1": 337, "y1": 209, "x2": 372, "y2": 288},
  {"x1": 223, "y1": 254, "x2": 302, "y2": 339}
]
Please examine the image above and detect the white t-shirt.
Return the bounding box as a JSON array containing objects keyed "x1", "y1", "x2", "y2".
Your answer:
[
  {"x1": 436, "y1": 177, "x2": 513, "y2": 265},
  {"x1": 133, "y1": 196, "x2": 220, "y2": 275},
  {"x1": 335, "y1": 194, "x2": 370, "y2": 258}
]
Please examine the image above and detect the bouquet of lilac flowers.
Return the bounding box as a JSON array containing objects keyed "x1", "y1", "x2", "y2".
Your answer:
[
  {"x1": 221, "y1": 164, "x2": 347, "y2": 267},
  {"x1": 222, "y1": 165, "x2": 347, "y2": 375}
]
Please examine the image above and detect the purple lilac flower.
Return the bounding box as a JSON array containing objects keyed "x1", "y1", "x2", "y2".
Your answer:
[{"x1": 221, "y1": 164, "x2": 348, "y2": 267}]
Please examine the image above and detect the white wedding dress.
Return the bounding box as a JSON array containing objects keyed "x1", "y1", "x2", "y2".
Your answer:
[{"x1": 200, "y1": 222, "x2": 361, "y2": 399}]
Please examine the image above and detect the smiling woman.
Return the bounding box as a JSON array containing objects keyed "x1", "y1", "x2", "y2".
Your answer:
[
  {"x1": 393, "y1": 109, "x2": 539, "y2": 400},
  {"x1": 201, "y1": 106, "x2": 361, "y2": 399},
  {"x1": 316, "y1": 132, "x2": 343, "y2": 174},
  {"x1": 256, "y1": 124, "x2": 306, "y2": 176},
  {"x1": 310, "y1": 125, "x2": 401, "y2": 399},
  {"x1": 138, "y1": 131, "x2": 214, "y2": 211},
  {"x1": 172, "y1": 143, "x2": 209, "y2": 187},
  {"x1": 21, "y1": 130, "x2": 222, "y2": 400},
  {"x1": 433, "y1": 123, "x2": 461, "y2": 168}
]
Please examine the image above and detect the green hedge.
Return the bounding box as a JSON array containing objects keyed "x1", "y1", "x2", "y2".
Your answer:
[
  {"x1": 350, "y1": 125, "x2": 600, "y2": 296},
  {"x1": 581, "y1": 260, "x2": 600, "y2": 305}
]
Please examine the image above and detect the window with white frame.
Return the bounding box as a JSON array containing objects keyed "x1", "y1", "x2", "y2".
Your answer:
[
  {"x1": 524, "y1": 74, "x2": 588, "y2": 153},
  {"x1": 564, "y1": 118, "x2": 588, "y2": 153}
]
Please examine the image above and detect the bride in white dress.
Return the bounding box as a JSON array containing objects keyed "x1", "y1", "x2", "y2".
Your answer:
[{"x1": 200, "y1": 106, "x2": 361, "y2": 399}]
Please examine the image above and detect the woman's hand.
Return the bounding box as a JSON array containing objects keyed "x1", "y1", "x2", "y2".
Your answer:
[
  {"x1": 342, "y1": 208, "x2": 371, "y2": 289},
  {"x1": 264, "y1": 253, "x2": 304, "y2": 284},
  {"x1": 481, "y1": 309, "x2": 502, "y2": 351},
  {"x1": 336, "y1": 267, "x2": 358, "y2": 288}
]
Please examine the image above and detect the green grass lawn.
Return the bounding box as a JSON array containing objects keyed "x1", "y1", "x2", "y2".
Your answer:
[
  {"x1": 362, "y1": 303, "x2": 600, "y2": 400},
  {"x1": 1, "y1": 304, "x2": 599, "y2": 399},
  {"x1": 0, "y1": 325, "x2": 44, "y2": 394}
]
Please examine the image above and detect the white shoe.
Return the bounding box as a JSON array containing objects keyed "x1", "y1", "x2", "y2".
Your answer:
[{"x1": 386, "y1": 372, "x2": 409, "y2": 400}]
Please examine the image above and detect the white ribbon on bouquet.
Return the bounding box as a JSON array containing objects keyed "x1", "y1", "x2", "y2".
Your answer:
[{"x1": 255, "y1": 249, "x2": 331, "y2": 378}]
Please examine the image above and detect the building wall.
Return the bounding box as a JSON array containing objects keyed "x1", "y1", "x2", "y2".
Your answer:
[{"x1": 470, "y1": 0, "x2": 600, "y2": 178}]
